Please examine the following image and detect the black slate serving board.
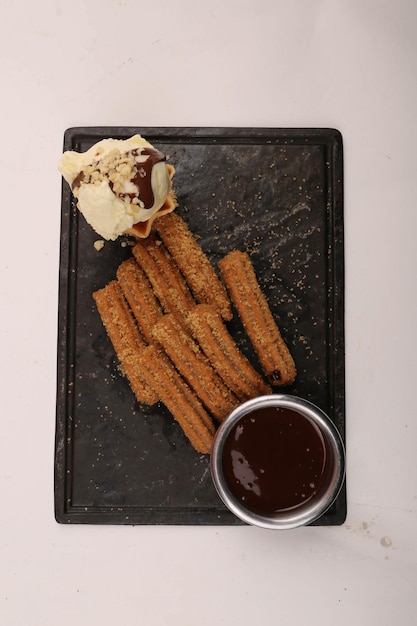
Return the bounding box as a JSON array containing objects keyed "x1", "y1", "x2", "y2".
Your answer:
[{"x1": 55, "y1": 127, "x2": 345, "y2": 525}]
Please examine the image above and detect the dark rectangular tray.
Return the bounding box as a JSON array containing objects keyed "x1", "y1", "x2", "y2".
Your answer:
[{"x1": 55, "y1": 127, "x2": 345, "y2": 525}]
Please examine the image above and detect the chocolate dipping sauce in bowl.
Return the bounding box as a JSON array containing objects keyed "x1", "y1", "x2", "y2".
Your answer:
[{"x1": 210, "y1": 394, "x2": 345, "y2": 529}]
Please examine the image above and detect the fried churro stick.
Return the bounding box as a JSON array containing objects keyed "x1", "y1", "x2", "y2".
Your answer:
[
  {"x1": 187, "y1": 305, "x2": 271, "y2": 402},
  {"x1": 132, "y1": 235, "x2": 195, "y2": 322},
  {"x1": 155, "y1": 213, "x2": 232, "y2": 321},
  {"x1": 152, "y1": 314, "x2": 239, "y2": 422},
  {"x1": 93, "y1": 281, "x2": 159, "y2": 405},
  {"x1": 138, "y1": 346, "x2": 215, "y2": 454},
  {"x1": 116, "y1": 258, "x2": 162, "y2": 344},
  {"x1": 219, "y1": 250, "x2": 296, "y2": 386}
]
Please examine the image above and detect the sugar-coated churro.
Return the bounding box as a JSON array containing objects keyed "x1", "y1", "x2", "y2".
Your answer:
[
  {"x1": 138, "y1": 346, "x2": 215, "y2": 454},
  {"x1": 219, "y1": 250, "x2": 296, "y2": 386},
  {"x1": 93, "y1": 281, "x2": 159, "y2": 405},
  {"x1": 116, "y1": 258, "x2": 163, "y2": 344},
  {"x1": 187, "y1": 304, "x2": 271, "y2": 402},
  {"x1": 152, "y1": 314, "x2": 239, "y2": 422},
  {"x1": 132, "y1": 235, "x2": 195, "y2": 322},
  {"x1": 155, "y1": 213, "x2": 232, "y2": 321}
]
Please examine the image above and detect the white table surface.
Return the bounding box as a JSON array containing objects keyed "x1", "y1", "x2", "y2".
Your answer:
[{"x1": 1, "y1": 1, "x2": 416, "y2": 624}]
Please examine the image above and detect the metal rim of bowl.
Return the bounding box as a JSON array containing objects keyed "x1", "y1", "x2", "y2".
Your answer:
[{"x1": 210, "y1": 394, "x2": 346, "y2": 530}]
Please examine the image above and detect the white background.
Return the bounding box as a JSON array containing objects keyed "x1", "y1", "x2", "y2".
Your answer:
[{"x1": 1, "y1": 1, "x2": 416, "y2": 624}]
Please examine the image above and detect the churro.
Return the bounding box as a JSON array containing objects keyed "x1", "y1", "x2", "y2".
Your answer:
[
  {"x1": 116, "y1": 258, "x2": 163, "y2": 344},
  {"x1": 138, "y1": 346, "x2": 215, "y2": 454},
  {"x1": 152, "y1": 314, "x2": 239, "y2": 422},
  {"x1": 132, "y1": 235, "x2": 195, "y2": 322},
  {"x1": 155, "y1": 213, "x2": 232, "y2": 321},
  {"x1": 219, "y1": 250, "x2": 296, "y2": 386},
  {"x1": 93, "y1": 281, "x2": 159, "y2": 405},
  {"x1": 187, "y1": 304, "x2": 271, "y2": 402}
]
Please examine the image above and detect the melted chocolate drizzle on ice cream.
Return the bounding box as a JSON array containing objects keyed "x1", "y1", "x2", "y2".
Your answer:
[{"x1": 59, "y1": 135, "x2": 172, "y2": 240}]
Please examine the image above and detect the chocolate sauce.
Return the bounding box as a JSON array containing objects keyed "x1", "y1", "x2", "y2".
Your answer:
[
  {"x1": 131, "y1": 147, "x2": 166, "y2": 209},
  {"x1": 72, "y1": 171, "x2": 85, "y2": 190},
  {"x1": 222, "y1": 407, "x2": 329, "y2": 515}
]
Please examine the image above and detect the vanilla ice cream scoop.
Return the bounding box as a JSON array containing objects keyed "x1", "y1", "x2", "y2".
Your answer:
[{"x1": 59, "y1": 135, "x2": 175, "y2": 240}]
